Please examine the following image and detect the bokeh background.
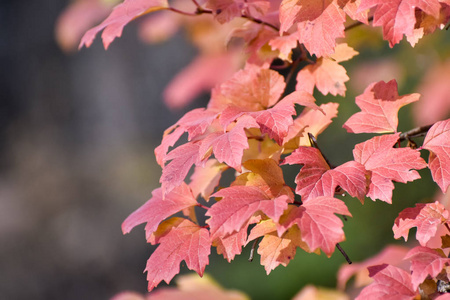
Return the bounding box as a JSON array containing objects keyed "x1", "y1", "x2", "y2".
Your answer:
[{"x1": 1, "y1": 1, "x2": 450, "y2": 299}]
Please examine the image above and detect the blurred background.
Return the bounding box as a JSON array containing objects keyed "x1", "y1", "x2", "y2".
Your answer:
[{"x1": 1, "y1": 1, "x2": 449, "y2": 299}]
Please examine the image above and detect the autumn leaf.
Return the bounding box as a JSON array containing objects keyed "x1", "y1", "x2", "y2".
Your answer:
[
  {"x1": 284, "y1": 147, "x2": 368, "y2": 202},
  {"x1": 189, "y1": 159, "x2": 228, "y2": 200},
  {"x1": 422, "y1": 119, "x2": 450, "y2": 193},
  {"x1": 80, "y1": 0, "x2": 169, "y2": 49},
  {"x1": 199, "y1": 115, "x2": 259, "y2": 171},
  {"x1": 405, "y1": 246, "x2": 450, "y2": 290},
  {"x1": 206, "y1": 0, "x2": 271, "y2": 24},
  {"x1": 247, "y1": 219, "x2": 308, "y2": 274},
  {"x1": 122, "y1": 183, "x2": 198, "y2": 240},
  {"x1": 279, "y1": 197, "x2": 351, "y2": 256},
  {"x1": 393, "y1": 201, "x2": 449, "y2": 246},
  {"x1": 358, "y1": 0, "x2": 441, "y2": 47},
  {"x1": 280, "y1": 0, "x2": 347, "y2": 57},
  {"x1": 292, "y1": 285, "x2": 350, "y2": 300},
  {"x1": 145, "y1": 218, "x2": 210, "y2": 291},
  {"x1": 356, "y1": 264, "x2": 417, "y2": 300},
  {"x1": 353, "y1": 133, "x2": 427, "y2": 203},
  {"x1": 343, "y1": 80, "x2": 420, "y2": 134},
  {"x1": 206, "y1": 159, "x2": 293, "y2": 239}
]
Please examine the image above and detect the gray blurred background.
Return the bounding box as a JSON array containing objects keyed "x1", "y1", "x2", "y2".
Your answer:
[{"x1": 1, "y1": 1, "x2": 449, "y2": 300}]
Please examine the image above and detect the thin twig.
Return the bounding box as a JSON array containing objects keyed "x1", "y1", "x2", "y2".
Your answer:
[
  {"x1": 284, "y1": 56, "x2": 302, "y2": 87},
  {"x1": 308, "y1": 133, "x2": 334, "y2": 168},
  {"x1": 249, "y1": 237, "x2": 262, "y2": 262},
  {"x1": 336, "y1": 243, "x2": 352, "y2": 264},
  {"x1": 344, "y1": 15, "x2": 374, "y2": 31},
  {"x1": 445, "y1": 223, "x2": 450, "y2": 234},
  {"x1": 398, "y1": 124, "x2": 433, "y2": 142}
]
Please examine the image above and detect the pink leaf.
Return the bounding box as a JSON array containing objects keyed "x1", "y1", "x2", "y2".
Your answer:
[
  {"x1": 279, "y1": 197, "x2": 351, "y2": 256},
  {"x1": 393, "y1": 201, "x2": 449, "y2": 246},
  {"x1": 358, "y1": 0, "x2": 441, "y2": 47},
  {"x1": 343, "y1": 80, "x2": 420, "y2": 133},
  {"x1": 199, "y1": 115, "x2": 259, "y2": 171},
  {"x1": 160, "y1": 142, "x2": 201, "y2": 195},
  {"x1": 122, "y1": 183, "x2": 198, "y2": 240},
  {"x1": 280, "y1": 0, "x2": 347, "y2": 57},
  {"x1": 353, "y1": 133, "x2": 427, "y2": 203},
  {"x1": 405, "y1": 246, "x2": 450, "y2": 289},
  {"x1": 422, "y1": 119, "x2": 450, "y2": 193},
  {"x1": 145, "y1": 219, "x2": 210, "y2": 291},
  {"x1": 284, "y1": 147, "x2": 368, "y2": 202},
  {"x1": 356, "y1": 264, "x2": 417, "y2": 300},
  {"x1": 207, "y1": 186, "x2": 290, "y2": 239},
  {"x1": 80, "y1": 0, "x2": 169, "y2": 49},
  {"x1": 189, "y1": 159, "x2": 227, "y2": 200}
]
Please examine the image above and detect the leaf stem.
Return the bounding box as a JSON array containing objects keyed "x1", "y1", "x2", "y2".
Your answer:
[
  {"x1": 445, "y1": 223, "x2": 450, "y2": 234},
  {"x1": 197, "y1": 203, "x2": 209, "y2": 210},
  {"x1": 248, "y1": 237, "x2": 262, "y2": 262},
  {"x1": 336, "y1": 243, "x2": 352, "y2": 264}
]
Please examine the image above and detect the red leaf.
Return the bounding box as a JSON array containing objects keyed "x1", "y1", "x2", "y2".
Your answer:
[
  {"x1": 206, "y1": 159, "x2": 292, "y2": 239},
  {"x1": 160, "y1": 142, "x2": 202, "y2": 195},
  {"x1": 207, "y1": 186, "x2": 290, "y2": 239},
  {"x1": 280, "y1": 0, "x2": 347, "y2": 57},
  {"x1": 284, "y1": 147, "x2": 368, "y2": 202},
  {"x1": 356, "y1": 264, "x2": 417, "y2": 300},
  {"x1": 422, "y1": 119, "x2": 450, "y2": 193},
  {"x1": 343, "y1": 80, "x2": 420, "y2": 134},
  {"x1": 353, "y1": 133, "x2": 427, "y2": 203},
  {"x1": 358, "y1": 0, "x2": 441, "y2": 47},
  {"x1": 80, "y1": 0, "x2": 169, "y2": 49},
  {"x1": 405, "y1": 246, "x2": 450, "y2": 289},
  {"x1": 122, "y1": 183, "x2": 198, "y2": 240},
  {"x1": 393, "y1": 201, "x2": 449, "y2": 246},
  {"x1": 250, "y1": 91, "x2": 320, "y2": 145},
  {"x1": 145, "y1": 218, "x2": 210, "y2": 291},
  {"x1": 199, "y1": 115, "x2": 259, "y2": 171},
  {"x1": 279, "y1": 197, "x2": 351, "y2": 256}
]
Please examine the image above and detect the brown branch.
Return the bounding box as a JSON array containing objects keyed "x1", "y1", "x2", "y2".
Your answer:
[
  {"x1": 336, "y1": 243, "x2": 352, "y2": 264},
  {"x1": 344, "y1": 15, "x2": 374, "y2": 31},
  {"x1": 248, "y1": 237, "x2": 262, "y2": 262},
  {"x1": 398, "y1": 124, "x2": 433, "y2": 142}
]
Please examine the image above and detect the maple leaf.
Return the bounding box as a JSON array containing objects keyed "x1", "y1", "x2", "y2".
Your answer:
[
  {"x1": 284, "y1": 146, "x2": 369, "y2": 202},
  {"x1": 405, "y1": 246, "x2": 450, "y2": 290},
  {"x1": 279, "y1": 197, "x2": 352, "y2": 256},
  {"x1": 296, "y1": 43, "x2": 358, "y2": 96},
  {"x1": 353, "y1": 133, "x2": 427, "y2": 203},
  {"x1": 283, "y1": 102, "x2": 339, "y2": 150},
  {"x1": 189, "y1": 159, "x2": 228, "y2": 200},
  {"x1": 280, "y1": 0, "x2": 358, "y2": 57},
  {"x1": 213, "y1": 216, "x2": 261, "y2": 262},
  {"x1": 393, "y1": 201, "x2": 449, "y2": 246},
  {"x1": 145, "y1": 218, "x2": 210, "y2": 291},
  {"x1": 79, "y1": 0, "x2": 169, "y2": 49},
  {"x1": 422, "y1": 119, "x2": 450, "y2": 193},
  {"x1": 199, "y1": 115, "x2": 259, "y2": 171},
  {"x1": 206, "y1": 159, "x2": 293, "y2": 239},
  {"x1": 122, "y1": 183, "x2": 198, "y2": 240},
  {"x1": 247, "y1": 219, "x2": 309, "y2": 274},
  {"x1": 160, "y1": 142, "x2": 202, "y2": 195},
  {"x1": 343, "y1": 80, "x2": 420, "y2": 133},
  {"x1": 208, "y1": 66, "x2": 286, "y2": 112},
  {"x1": 206, "y1": 0, "x2": 271, "y2": 24},
  {"x1": 356, "y1": 264, "x2": 417, "y2": 300},
  {"x1": 358, "y1": 0, "x2": 441, "y2": 47}
]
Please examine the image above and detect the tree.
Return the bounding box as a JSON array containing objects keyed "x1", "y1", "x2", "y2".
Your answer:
[{"x1": 58, "y1": 0, "x2": 450, "y2": 298}]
